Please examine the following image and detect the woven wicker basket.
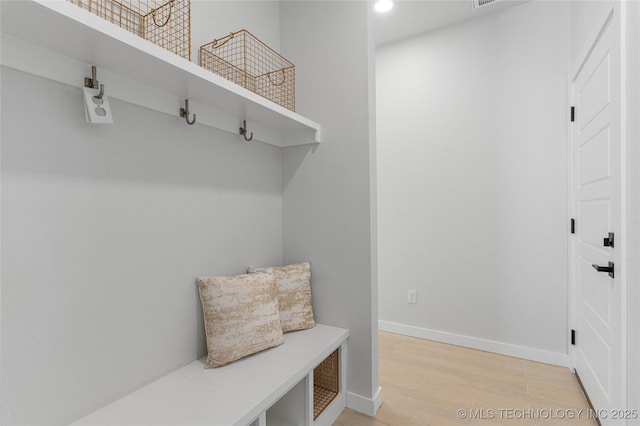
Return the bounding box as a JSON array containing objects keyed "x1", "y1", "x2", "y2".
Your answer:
[{"x1": 200, "y1": 30, "x2": 295, "y2": 111}]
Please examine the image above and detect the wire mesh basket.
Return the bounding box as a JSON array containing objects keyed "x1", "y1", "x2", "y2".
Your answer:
[
  {"x1": 200, "y1": 30, "x2": 295, "y2": 111},
  {"x1": 313, "y1": 349, "x2": 339, "y2": 419},
  {"x1": 67, "y1": 0, "x2": 191, "y2": 60}
]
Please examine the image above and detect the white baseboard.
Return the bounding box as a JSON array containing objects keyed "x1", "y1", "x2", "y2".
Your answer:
[
  {"x1": 346, "y1": 386, "x2": 383, "y2": 417},
  {"x1": 379, "y1": 320, "x2": 569, "y2": 367},
  {"x1": 372, "y1": 386, "x2": 383, "y2": 415}
]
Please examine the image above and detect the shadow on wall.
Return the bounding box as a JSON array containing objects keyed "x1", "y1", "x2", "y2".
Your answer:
[
  {"x1": 1, "y1": 72, "x2": 282, "y2": 193},
  {"x1": 281, "y1": 143, "x2": 319, "y2": 189}
]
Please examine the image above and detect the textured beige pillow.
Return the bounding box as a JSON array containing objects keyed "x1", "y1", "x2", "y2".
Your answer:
[
  {"x1": 248, "y1": 262, "x2": 316, "y2": 333},
  {"x1": 197, "y1": 273, "x2": 284, "y2": 368}
]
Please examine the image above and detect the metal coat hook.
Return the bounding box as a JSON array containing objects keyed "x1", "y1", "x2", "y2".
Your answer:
[
  {"x1": 85, "y1": 65, "x2": 105, "y2": 100},
  {"x1": 180, "y1": 99, "x2": 196, "y2": 125},
  {"x1": 94, "y1": 84, "x2": 105, "y2": 100},
  {"x1": 239, "y1": 120, "x2": 253, "y2": 141}
]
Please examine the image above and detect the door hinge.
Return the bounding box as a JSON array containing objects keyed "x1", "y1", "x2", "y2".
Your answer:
[
  {"x1": 571, "y1": 218, "x2": 576, "y2": 234},
  {"x1": 571, "y1": 106, "x2": 575, "y2": 122},
  {"x1": 571, "y1": 329, "x2": 576, "y2": 345},
  {"x1": 604, "y1": 232, "x2": 614, "y2": 248}
]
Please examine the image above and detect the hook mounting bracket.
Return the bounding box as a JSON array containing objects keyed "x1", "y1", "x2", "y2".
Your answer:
[{"x1": 85, "y1": 65, "x2": 105, "y2": 100}]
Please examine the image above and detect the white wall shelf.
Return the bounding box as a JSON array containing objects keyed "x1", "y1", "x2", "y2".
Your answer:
[{"x1": 0, "y1": 0, "x2": 321, "y2": 147}]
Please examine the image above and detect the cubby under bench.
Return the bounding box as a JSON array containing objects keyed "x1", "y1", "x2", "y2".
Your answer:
[{"x1": 70, "y1": 324, "x2": 349, "y2": 426}]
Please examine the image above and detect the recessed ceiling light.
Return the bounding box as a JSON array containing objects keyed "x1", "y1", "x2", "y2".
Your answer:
[{"x1": 375, "y1": 0, "x2": 394, "y2": 13}]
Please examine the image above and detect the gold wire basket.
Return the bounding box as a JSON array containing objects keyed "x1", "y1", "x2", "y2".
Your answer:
[
  {"x1": 313, "y1": 349, "x2": 339, "y2": 419},
  {"x1": 200, "y1": 30, "x2": 295, "y2": 111},
  {"x1": 67, "y1": 0, "x2": 191, "y2": 60}
]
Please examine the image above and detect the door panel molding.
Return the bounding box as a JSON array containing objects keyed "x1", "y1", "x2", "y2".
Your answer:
[{"x1": 569, "y1": 3, "x2": 627, "y2": 424}]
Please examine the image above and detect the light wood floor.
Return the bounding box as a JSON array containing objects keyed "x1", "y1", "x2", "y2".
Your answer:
[{"x1": 333, "y1": 331, "x2": 598, "y2": 426}]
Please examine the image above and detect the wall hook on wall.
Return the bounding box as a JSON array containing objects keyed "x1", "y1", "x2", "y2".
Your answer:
[
  {"x1": 84, "y1": 65, "x2": 105, "y2": 100},
  {"x1": 239, "y1": 120, "x2": 254, "y2": 141},
  {"x1": 180, "y1": 99, "x2": 196, "y2": 125}
]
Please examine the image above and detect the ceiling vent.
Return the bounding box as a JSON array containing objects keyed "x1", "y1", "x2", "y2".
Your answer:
[{"x1": 472, "y1": 0, "x2": 501, "y2": 10}]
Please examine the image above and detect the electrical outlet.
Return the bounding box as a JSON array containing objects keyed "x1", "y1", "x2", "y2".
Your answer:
[{"x1": 408, "y1": 289, "x2": 417, "y2": 304}]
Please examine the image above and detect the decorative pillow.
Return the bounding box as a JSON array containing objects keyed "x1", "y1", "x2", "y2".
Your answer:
[
  {"x1": 248, "y1": 262, "x2": 316, "y2": 333},
  {"x1": 197, "y1": 273, "x2": 284, "y2": 368}
]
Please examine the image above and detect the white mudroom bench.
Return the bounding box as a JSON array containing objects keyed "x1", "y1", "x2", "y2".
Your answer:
[{"x1": 70, "y1": 324, "x2": 348, "y2": 426}]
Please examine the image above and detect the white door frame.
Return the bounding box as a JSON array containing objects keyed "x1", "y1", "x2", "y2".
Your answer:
[
  {"x1": 624, "y1": 0, "x2": 640, "y2": 415},
  {"x1": 568, "y1": 1, "x2": 628, "y2": 419}
]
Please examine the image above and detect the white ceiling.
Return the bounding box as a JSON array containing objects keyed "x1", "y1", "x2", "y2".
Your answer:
[{"x1": 374, "y1": 0, "x2": 528, "y2": 47}]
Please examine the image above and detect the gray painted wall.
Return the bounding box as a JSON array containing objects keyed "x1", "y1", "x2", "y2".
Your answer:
[
  {"x1": 279, "y1": 1, "x2": 379, "y2": 403},
  {"x1": 1, "y1": 68, "x2": 283, "y2": 425},
  {"x1": 1, "y1": 2, "x2": 379, "y2": 423},
  {"x1": 376, "y1": 1, "x2": 571, "y2": 357}
]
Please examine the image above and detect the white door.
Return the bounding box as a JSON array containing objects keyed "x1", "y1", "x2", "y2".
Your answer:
[{"x1": 570, "y1": 4, "x2": 625, "y2": 424}]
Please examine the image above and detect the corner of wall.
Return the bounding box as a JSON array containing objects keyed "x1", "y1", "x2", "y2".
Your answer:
[{"x1": 278, "y1": 0, "x2": 378, "y2": 403}]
